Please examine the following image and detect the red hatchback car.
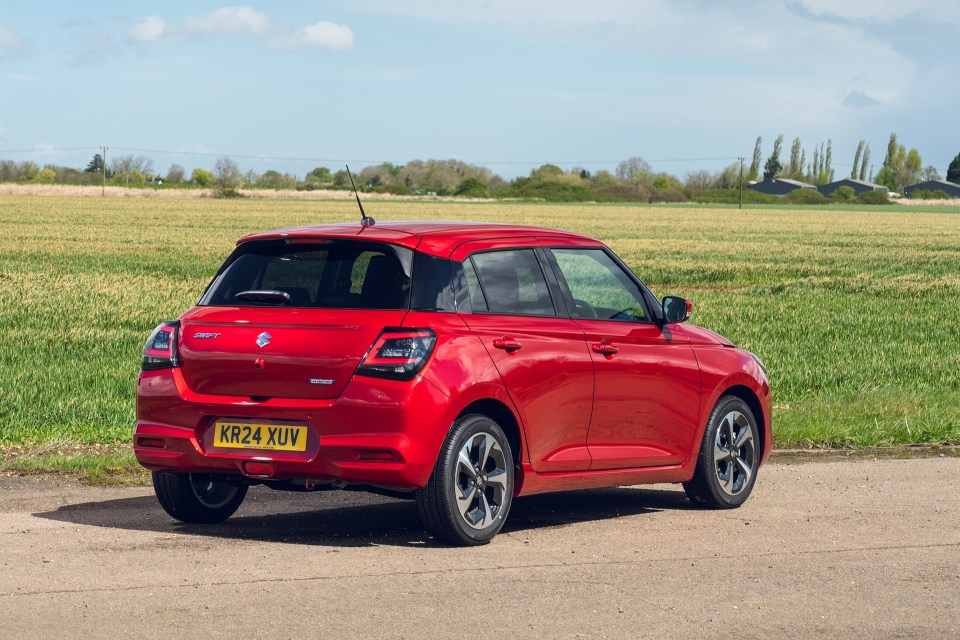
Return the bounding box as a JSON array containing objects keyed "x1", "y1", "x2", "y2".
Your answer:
[{"x1": 136, "y1": 220, "x2": 771, "y2": 545}]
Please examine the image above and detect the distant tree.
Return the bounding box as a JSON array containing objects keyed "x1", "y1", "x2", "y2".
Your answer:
[
  {"x1": 33, "y1": 167, "x2": 57, "y2": 184},
  {"x1": 787, "y1": 137, "x2": 802, "y2": 179},
  {"x1": 851, "y1": 140, "x2": 865, "y2": 179},
  {"x1": 749, "y1": 136, "x2": 762, "y2": 181},
  {"x1": 308, "y1": 166, "x2": 332, "y2": 183},
  {"x1": 615, "y1": 156, "x2": 652, "y2": 182},
  {"x1": 948, "y1": 153, "x2": 960, "y2": 184},
  {"x1": 332, "y1": 170, "x2": 350, "y2": 187},
  {"x1": 762, "y1": 135, "x2": 784, "y2": 181},
  {"x1": 191, "y1": 168, "x2": 212, "y2": 187},
  {"x1": 257, "y1": 169, "x2": 298, "y2": 190},
  {"x1": 714, "y1": 162, "x2": 742, "y2": 189},
  {"x1": 824, "y1": 140, "x2": 834, "y2": 183},
  {"x1": 165, "y1": 164, "x2": 185, "y2": 184},
  {"x1": 589, "y1": 170, "x2": 619, "y2": 189},
  {"x1": 531, "y1": 164, "x2": 564, "y2": 180},
  {"x1": 829, "y1": 185, "x2": 857, "y2": 202},
  {"x1": 18, "y1": 161, "x2": 40, "y2": 182},
  {"x1": 85, "y1": 154, "x2": 104, "y2": 174},
  {"x1": 455, "y1": 177, "x2": 489, "y2": 198},
  {"x1": 685, "y1": 170, "x2": 713, "y2": 193},
  {"x1": 214, "y1": 157, "x2": 243, "y2": 197},
  {"x1": 921, "y1": 166, "x2": 941, "y2": 182},
  {"x1": 859, "y1": 145, "x2": 871, "y2": 181},
  {"x1": 111, "y1": 154, "x2": 154, "y2": 184}
]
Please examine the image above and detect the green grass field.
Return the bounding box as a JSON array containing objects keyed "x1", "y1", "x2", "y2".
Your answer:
[{"x1": 1, "y1": 195, "x2": 959, "y2": 458}]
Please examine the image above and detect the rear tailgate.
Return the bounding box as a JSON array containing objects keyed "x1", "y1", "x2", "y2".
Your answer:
[{"x1": 178, "y1": 307, "x2": 406, "y2": 399}]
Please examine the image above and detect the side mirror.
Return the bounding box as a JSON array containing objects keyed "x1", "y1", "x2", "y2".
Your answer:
[{"x1": 662, "y1": 296, "x2": 691, "y2": 324}]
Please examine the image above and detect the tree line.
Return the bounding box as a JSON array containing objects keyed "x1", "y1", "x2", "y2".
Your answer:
[{"x1": 2, "y1": 136, "x2": 959, "y2": 202}]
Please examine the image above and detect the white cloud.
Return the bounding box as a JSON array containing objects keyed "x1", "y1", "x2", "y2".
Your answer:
[
  {"x1": 182, "y1": 6, "x2": 269, "y2": 38},
  {"x1": 128, "y1": 6, "x2": 353, "y2": 53},
  {"x1": 0, "y1": 25, "x2": 26, "y2": 58},
  {"x1": 129, "y1": 16, "x2": 167, "y2": 43},
  {"x1": 266, "y1": 21, "x2": 354, "y2": 52}
]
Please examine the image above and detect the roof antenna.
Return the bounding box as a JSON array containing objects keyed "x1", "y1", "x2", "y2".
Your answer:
[{"x1": 346, "y1": 165, "x2": 375, "y2": 228}]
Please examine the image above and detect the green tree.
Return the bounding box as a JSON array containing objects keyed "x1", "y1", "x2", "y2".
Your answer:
[
  {"x1": 18, "y1": 161, "x2": 40, "y2": 181},
  {"x1": 191, "y1": 168, "x2": 212, "y2": 187},
  {"x1": 946, "y1": 153, "x2": 960, "y2": 183},
  {"x1": 455, "y1": 177, "x2": 489, "y2": 198},
  {"x1": 531, "y1": 164, "x2": 564, "y2": 180},
  {"x1": 921, "y1": 166, "x2": 941, "y2": 181},
  {"x1": 851, "y1": 141, "x2": 865, "y2": 179},
  {"x1": 762, "y1": 135, "x2": 783, "y2": 181},
  {"x1": 749, "y1": 136, "x2": 762, "y2": 181},
  {"x1": 33, "y1": 167, "x2": 56, "y2": 184},
  {"x1": 214, "y1": 157, "x2": 243, "y2": 197},
  {"x1": 615, "y1": 156, "x2": 652, "y2": 182},
  {"x1": 165, "y1": 164, "x2": 185, "y2": 183},
  {"x1": 308, "y1": 166, "x2": 332, "y2": 183},
  {"x1": 859, "y1": 145, "x2": 871, "y2": 181},
  {"x1": 787, "y1": 137, "x2": 802, "y2": 179},
  {"x1": 85, "y1": 154, "x2": 104, "y2": 174}
]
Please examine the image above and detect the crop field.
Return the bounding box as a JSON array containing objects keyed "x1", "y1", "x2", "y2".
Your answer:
[{"x1": 1, "y1": 195, "x2": 959, "y2": 456}]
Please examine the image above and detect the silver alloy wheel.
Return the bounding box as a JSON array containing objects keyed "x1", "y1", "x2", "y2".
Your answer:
[
  {"x1": 189, "y1": 475, "x2": 240, "y2": 509},
  {"x1": 454, "y1": 432, "x2": 509, "y2": 529},
  {"x1": 713, "y1": 410, "x2": 756, "y2": 497}
]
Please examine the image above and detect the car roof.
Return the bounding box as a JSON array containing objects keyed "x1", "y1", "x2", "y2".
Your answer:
[{"x1": 237, "y1": 220, "x2": 599, "y2": 258}]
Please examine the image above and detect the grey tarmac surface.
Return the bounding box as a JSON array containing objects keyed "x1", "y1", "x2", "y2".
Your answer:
[{"x1": 1, "y1": 456, "x2": 958, "y2": 639}]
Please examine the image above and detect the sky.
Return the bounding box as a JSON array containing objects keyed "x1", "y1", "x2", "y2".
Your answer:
[{"x1": 1, "y1": 1, "x2": 959, "y2": 181}]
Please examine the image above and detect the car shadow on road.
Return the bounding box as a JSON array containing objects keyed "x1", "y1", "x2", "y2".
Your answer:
[{"x1": 34, "y1": 485, "x2": 692, "y2": 548}]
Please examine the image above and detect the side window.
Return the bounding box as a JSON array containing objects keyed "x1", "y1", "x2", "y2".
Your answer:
[
  {"x1": 550, "y1": 248, "x2": 649, "y2": 322},
  {"x1": 471, "y1": 249, "x2": 555, "y2": 316},
  {"x1": 462, "y1": 259, "x2": 487, "y2": 312}
]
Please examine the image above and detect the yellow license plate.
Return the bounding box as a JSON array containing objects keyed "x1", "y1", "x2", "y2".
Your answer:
[{"x1": 213, "y1": 422, "x2": 308, "y2": 452}]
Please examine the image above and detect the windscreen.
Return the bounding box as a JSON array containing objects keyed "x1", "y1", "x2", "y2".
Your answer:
[{"x1": 200, "y1": 239, "x2": 414, "y2": 310}]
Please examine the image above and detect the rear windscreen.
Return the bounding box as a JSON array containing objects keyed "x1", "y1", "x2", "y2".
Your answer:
[{"x1": 200, "y1": 239, "x2": 414, "y2": 310}]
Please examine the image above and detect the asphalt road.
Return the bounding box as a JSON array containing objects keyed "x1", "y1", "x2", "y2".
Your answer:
[{"x1": 1, "y1": 456, "x2": 958, "y2": 639}]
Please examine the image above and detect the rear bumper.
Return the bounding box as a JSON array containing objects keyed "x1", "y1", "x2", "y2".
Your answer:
[{"x1": 134, "y1": 368, "x2": 451, "y2": 490}]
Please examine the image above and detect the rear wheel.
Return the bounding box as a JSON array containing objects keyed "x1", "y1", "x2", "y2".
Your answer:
[
  {"x1": 683, "y1": 396, "x2": 759, "y2": 509},
  {"x1": 417, "y1": 414, "x2": 514, "y2": 546},
  {"x1": 152, "y1": 471, "x2": 248, "y2": 523}
]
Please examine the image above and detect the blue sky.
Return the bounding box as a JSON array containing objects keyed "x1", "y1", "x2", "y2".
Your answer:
[{"x1": 1, "y1": 1, "x2": 958, "y2": 180}]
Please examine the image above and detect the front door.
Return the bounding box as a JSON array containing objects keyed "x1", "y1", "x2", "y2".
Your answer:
[{"x1": 546, "y1": 247, "x2": 701, "y2": 470}]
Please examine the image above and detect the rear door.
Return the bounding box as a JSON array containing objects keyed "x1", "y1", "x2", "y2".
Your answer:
[
  {"x1": 454, "y1": 242, "x2": 594, "y2": 473},
  {"x1": 544, "y1": 246, "x2": 702, "y2": 469}
]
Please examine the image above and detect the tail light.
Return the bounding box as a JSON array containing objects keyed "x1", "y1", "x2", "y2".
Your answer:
[
  {"x1": 142, "y1": 321, "x2": 180, "y2": 371},
  {"x1": 357, "y1": 328, "x2": 436, "y2": 381}
]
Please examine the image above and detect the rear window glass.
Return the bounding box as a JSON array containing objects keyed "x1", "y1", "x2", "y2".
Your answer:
[
  {"x1": 200, "y1": 240, "x2": 413, "y2": 310},
  {"x1": 471, "y1": 249, "x2": 556, "y2": 316}
]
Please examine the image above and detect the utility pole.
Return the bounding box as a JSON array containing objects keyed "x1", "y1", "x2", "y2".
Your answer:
[
  {"x1": 101, "y1": 146, "x2": 108, "y2": 197},
  {"x1": 738, "y1": 156, "x2": 745, "y2": 209}
]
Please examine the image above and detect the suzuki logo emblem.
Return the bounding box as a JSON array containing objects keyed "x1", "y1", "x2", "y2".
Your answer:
[{"x1": 256, "y1": 332, "x2": 272, "y2": 348}]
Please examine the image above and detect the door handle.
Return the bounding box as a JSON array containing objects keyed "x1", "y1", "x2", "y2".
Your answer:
[
  {"x1": 591, "y1": 343, "x2": 619, "y2": 356},
  {"x1": 493, "y1": 338, "x2": 523, "y2": 351}
]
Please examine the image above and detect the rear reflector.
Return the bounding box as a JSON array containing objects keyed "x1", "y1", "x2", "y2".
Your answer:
[
  {"x1": 136, "y1": 437, "x2": 166, "y2": 449},
  {"x1": 243, "y1": 461, "x2": 275, "y2": 477},
  {"x1": 356, "y1": 449, "x2": 400, "y2": 462}
]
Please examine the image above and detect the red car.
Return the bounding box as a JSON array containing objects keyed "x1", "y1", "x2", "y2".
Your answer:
[{"x1": 136, "y1": 219, "x2": 771, "y2": 545}]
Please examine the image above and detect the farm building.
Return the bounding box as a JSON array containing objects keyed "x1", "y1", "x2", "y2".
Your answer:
[
  {"x1": 903, "y1": 180, "x2": 960, "y2": 198},
  {"x1": 818, "y1": 178, "x2": 888, "y2": 197},
  {"x1": 747, "y1": 178, "x2": 817, "y2": 197}
]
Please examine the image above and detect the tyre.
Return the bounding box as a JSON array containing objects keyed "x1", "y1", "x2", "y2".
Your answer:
[
  {"x1": 152, "y1": 471, "x2": 248, "y2": 524},
  {"x1": 683, "y1": 396, "x2": 760, "y2": 509},
  {"x1": 416, "y1": 414, "x2": 515, "y2": 546}
]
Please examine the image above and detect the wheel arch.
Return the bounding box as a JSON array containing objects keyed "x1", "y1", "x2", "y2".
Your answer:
[
  {"x1": 456, "y1": 398, "x2": 523, "y2": 470},
  {"x1": 721, "y1": 384, "x2": 768, "y2": 463}
]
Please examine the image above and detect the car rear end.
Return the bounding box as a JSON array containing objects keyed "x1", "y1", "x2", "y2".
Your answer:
[{"x1": 134, "y1": 234, "x2": 457, "y2": 490}]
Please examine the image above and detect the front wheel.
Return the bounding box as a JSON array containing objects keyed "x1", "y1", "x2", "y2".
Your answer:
[
  {"x1": 416, "y1": 414, "x2": 515, "y2": 546},
  {"x1": 683, "y1": 396, "x2": 760, "y2": 508},
  {"x1": 152, "y1": 471, "x2": 248, "y2": 524}
]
